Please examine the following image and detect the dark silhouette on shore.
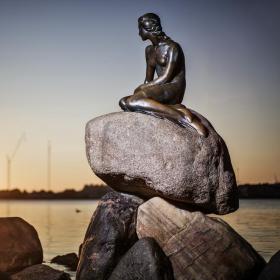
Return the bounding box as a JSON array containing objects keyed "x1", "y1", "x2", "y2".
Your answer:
[
  {"x1": 238, "y1": 183, "x2": 280, "y2": 199},
  {"x1": 0, "y1": 183, "x2": 279, "y2": 200},
  {"x1": 0, "y1": 184, "x2": 112, "y2": 200}
]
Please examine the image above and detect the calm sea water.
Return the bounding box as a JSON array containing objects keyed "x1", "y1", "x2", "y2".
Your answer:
[{"x1": 0, "y1": 199, "x2": 280, "y2": 278}]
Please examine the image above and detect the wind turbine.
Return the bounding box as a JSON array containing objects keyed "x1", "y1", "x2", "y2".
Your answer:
[
  {"x1": 6, "y1": 133, "x2": 26, "y2": 190},
  {"x1": 47, "y1": 140, "x2": 51, "y2": 191}
]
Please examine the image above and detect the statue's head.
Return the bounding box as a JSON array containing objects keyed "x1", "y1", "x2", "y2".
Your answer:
[{"x1": 138, "y1": 13, "x2": 164, "y2": 41}]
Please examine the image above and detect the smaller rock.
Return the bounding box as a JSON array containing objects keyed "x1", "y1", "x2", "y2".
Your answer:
[
  {"x1": 108, "y1": 237, "x2": 174, "y2": 280},
  {"x1": 258, "y1": 250, "x2": 280, "y2": 280},
  {"x1": 137, "y1": 197, "x2": 266, "y2": 280},
  {"x1": 51, "y1": 253, "x2": 79, "y2": 271},
  {"x1": 76, "y1": 192, "x2": 143, "y2": 280},
  {"x1": 10, "y1": 264, "x2": 71, "y2": 280},
  {"x1": 0, "y1": 217, "x2": 43, "y2": 273}
]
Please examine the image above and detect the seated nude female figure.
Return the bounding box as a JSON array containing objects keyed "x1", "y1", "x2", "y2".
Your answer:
[{"x1": 119, "y1": 13, "x2": 208, "y2": 137}]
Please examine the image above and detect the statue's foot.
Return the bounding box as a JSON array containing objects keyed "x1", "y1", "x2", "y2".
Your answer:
[
  {"x1": 178, "y1": 108, "x2": 194, "y2": 123},
  {"x1": 194, "y1": 121, "x2": 208, "y2": 137},
  {"x1": 169, "y1": 104, "x2": 194, "y2": 123},
  {"x1": 180, "y1": 116, "x2": 208, "y2": 137}
]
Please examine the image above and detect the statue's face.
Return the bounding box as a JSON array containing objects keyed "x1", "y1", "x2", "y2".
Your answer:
[{"x1": 138, "y1": 23, "x2": 149, "y2": 41}]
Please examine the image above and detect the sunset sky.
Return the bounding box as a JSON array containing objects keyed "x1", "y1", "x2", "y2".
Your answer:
[{"x1": 0, "y1": 0, "x2": 279, "y2": 191}]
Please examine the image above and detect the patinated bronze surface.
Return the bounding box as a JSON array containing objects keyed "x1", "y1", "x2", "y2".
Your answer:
[{"x1": 119, "y1": 13, "x2": 208, "y2": 137}]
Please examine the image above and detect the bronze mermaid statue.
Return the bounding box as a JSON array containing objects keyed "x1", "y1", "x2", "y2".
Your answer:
[{"x1": 119, "y1": 13, "x2": 208, "y2": 137}]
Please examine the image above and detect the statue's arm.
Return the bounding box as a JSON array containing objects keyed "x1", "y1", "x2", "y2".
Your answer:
[
  {"x1": 134, "y1": 46, "x2": 155, "y2": 93},
  {"x1": 144, "y1": 45, "x2": 155, "y2": 83}
]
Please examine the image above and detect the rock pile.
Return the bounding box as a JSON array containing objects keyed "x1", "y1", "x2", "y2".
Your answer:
[
  {"x1": 79, "y1": 111, "x2": 274, "y2": 279},
  {"x1": 77, "y1": 192, "x2": 267, "y2": 280}
]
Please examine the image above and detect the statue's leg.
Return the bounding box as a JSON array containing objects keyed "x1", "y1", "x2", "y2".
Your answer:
[
  {"x1": 125, "y1": 86, "x2": 208, "y2": 137},
  {"x1": 126, "y1": 91, "x2": 187, "y2": 126},
  {"x1": 169, "y1": 104, "x2": 208, "y2": 137},
  {"x1": 169, "y1": 104, "x2": 194, "y2": 122}
]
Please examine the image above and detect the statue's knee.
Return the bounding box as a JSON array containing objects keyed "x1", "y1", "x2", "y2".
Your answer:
[
  {"x1": 126, "y1": 91, "x2": 147, "y2": 110},
  {"x1": 119, "y1": 97, "x2": 128, "y2": 111}
]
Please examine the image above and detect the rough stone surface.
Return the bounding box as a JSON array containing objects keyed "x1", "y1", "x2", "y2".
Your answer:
[
  {"x1": 51, "y1": 253, "x2": 79, "y2": 271},
  {"x1": 10, "y1": 264, "x2": 71, "y2": 280},
  {"x1": 76, "y1": 191, "x2": 143, "y2": 280},
  {"x1": 258, "y1": 250, "x2": 280, "y2": 280},
  {"x1": 137, "y1": 197, "x2": 266, "y2": 280},
  {"x1": 108, "y1": 237, "x2": 174, "y2": 280},
  {"x1": 86, "y1": 111, "x2": 238, "y2": 214},
  {"x1": 0, "y1": 217, "x2": 43, "y2": 273}
]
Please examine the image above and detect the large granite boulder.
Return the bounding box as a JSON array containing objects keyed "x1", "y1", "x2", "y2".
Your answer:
[
  {"x1": 10, "y1": 264, "x2": 71, "y2": 280},
  {"x1": 137, "y1": 197, "x2": 266, "y2": 280},
  {"x1": 0, "y1": 217, "x2": 43, "y2": 273},
  {"x1": 108, "y1": 237, "x2": 174, "y2": 280},
  {"x1": 76, "y1": 192, "x2": 143, "y2": 280},
  {"x1": 86, "y1": 111, "x2": 238, "y2": 214}
]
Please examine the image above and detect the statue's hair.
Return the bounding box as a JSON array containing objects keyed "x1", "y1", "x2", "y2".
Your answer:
[{"x1": 138, "y1": 13, "x2": 166, "y2": 37}]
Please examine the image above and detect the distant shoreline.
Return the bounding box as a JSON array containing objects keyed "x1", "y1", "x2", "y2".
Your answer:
[
  {"x1": 0, "y1": 183, "x2": 279, "y2": 200},
  {"x1": 238, "y1": 183, "x2": 280, "y2": 199},
  {"x1": 0, "y1": 184, "x2": 112, "y2": 200}
]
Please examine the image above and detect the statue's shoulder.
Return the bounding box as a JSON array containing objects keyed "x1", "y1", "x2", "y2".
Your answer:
[
  {"x1": 168, "y1": 40, "x2": 181, "y2": 51},
  {"x1": 167, "y1": 40, "x2": 184, "y2": 58}
]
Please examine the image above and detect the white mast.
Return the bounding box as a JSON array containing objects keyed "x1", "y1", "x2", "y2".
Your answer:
[
  {"x1": 6, "y1": 133, "x2": 25, "y2": 190},
  {"x1": 47, "y1": 140, "x2": 51, "y2": 191}
]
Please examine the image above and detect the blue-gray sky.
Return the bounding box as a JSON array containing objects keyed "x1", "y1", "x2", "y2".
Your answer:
[{"x1": 0, "y1": 0, "x2": 279, "y2": 191}]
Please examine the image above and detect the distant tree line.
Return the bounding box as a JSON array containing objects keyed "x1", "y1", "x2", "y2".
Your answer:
[
  {"x1": 0, "y1": 184, "x2": 112, "y2": 200},
  {"x1": 238, "y1": 183, "x2": 280, "y2": 198},
  {"x1": 0, "y1": 183, "x2": 279, "y2": 199}
]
